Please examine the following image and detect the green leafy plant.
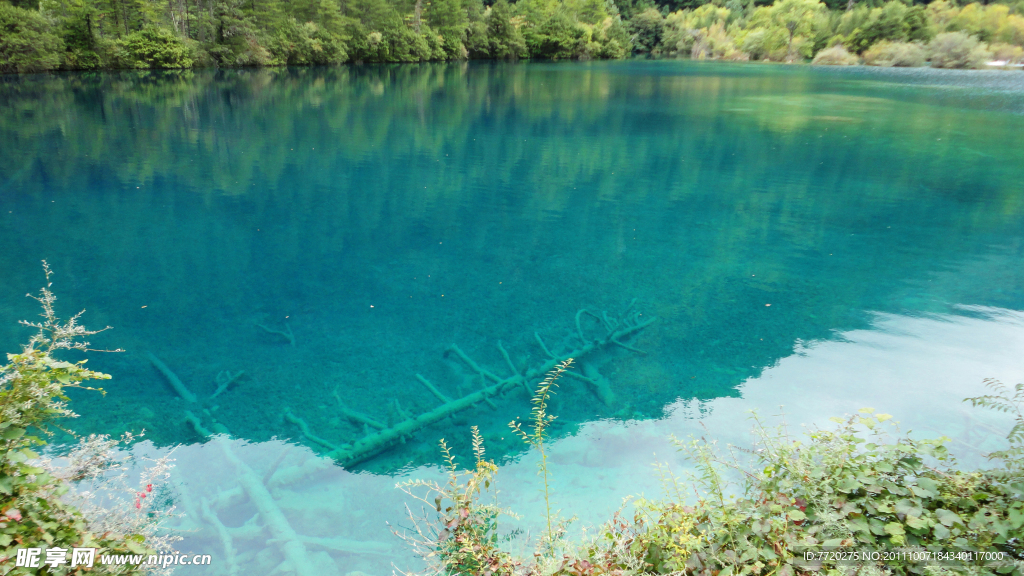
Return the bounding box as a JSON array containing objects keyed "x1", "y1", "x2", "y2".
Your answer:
[
  {"x1": 394, "y1": 426, "x2": 520, "y2": 576},
  {"x1": 965, "y1": 378, "x2": 1024, "y2": 480},
  {"x1": 0, "y1": 2, "x2": 64, "y2": 73},
  {"x1": 862, "y1": 40, "x2": 927, "y2": 66},
  {"x1": 927, "y1": 30, "x2": 992, "y2": 68},
  {"x1": 509, "y1": 359, "x2": 572, "y2": 557},
  {"x1": 394, "y1": 361, "x2": 577, "y2": 575},
  {"x1": 579, "y1": 405, "x2": 1024, "y2": 576},
  {"x1": 810, "y1": 43, "x2": 858, "y2": 64},
  {"x1": 399, "y1": 347, "x2": 1024, "y2": 576},
  {"x1": 113, "y1": 27, "x2": 195, "y2": 68},
  {"x1": 1, "y1": 264, "x2": 172, "y2": 575},
  {"x1": 401, "y1": 397, "x2": 1024, "y2": 576}
]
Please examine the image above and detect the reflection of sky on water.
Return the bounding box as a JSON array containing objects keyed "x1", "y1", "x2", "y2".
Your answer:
[{"x1": 152, "y1": 307, "x2": 1021, "y2": 575}]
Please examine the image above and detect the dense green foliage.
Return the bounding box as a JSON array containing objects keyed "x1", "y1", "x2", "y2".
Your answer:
[
  {"x1": 861, "y1": 39, "x2": 927, "y2": 65},
  {"x1": 2, "y1": 0, "x2": 1024, "y2": 70},
  {"x1": 0, "y1": 3, "x2": 64, "y2": 73},
  {"x1": 926, "y1": 29, "x2": 991, "y2": 67},
  {"x1": 651, "y1": 0, "x2": 1024, "y2": 66},
  {"x1": 402, "y1": 380, "x2": 1024, "y2": 575}
]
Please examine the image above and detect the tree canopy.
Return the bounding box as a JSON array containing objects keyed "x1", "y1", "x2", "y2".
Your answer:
[{"x1": 1, "y1": 0, "x2": 1023, "y2": 70}]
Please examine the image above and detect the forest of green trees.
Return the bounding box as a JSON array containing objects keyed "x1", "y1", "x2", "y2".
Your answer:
[{"x1": 1, "y1": 0, "x2": 1023, "y2": 73}]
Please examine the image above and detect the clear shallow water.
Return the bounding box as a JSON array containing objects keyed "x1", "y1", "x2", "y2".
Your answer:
[{"x1": 2, "y1": 62, "x2": 1024, "y2": 574}]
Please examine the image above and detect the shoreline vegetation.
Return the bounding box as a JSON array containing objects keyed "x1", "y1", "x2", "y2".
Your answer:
[
  {"x1": 2, "y1": 0, "x2": 1024, "y2": 74},
  {"x1": 398, "y1": 366, "x2": 1024, "y2": 576}
]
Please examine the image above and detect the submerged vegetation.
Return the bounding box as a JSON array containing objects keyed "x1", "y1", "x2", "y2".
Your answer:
[
  {"x1": 2, "y1": 0, "x2": 1024, "y2": 71},
  {"x1": 398, "y1": 367, "x2": 1024, "y2": 575}
]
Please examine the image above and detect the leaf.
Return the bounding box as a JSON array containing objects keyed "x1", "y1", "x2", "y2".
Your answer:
[
  {"x1": 752, "y1": 520, "x2": 768, "y2": 536},
  {"x1": 905, "y1": 515, "x2": 929, "y2": 530},
  {"x1": 847, "y1": 516, "x2": 870, "y2": 534},
  {"x1": 1, "y1": 427, "x2": 25, "y2": 440},
  {"x1": 935, "y1": 509, "x2": 960, "y2": 527},
  {"x1": 933, "y1": 524, "x2": 950, "y2": 539},
  {"x1": 836, "y1": 477, "x2": 861, "y2": 493},
  {"x1": 1009, "y1": 506, "x2": 1024, "y2": 529},
  {"x1": 884, "y1": 522, "x2": 905, "y2": 537},
  {"x1": 894, "y1": 499, "x2": 922, "y2": 517},
  {"x1": 916, "y1": 477, "x2": 938, "y2": 493},
  {"x1": 125, "y1": 539, "x2": 149, "y2": 555},
  {"x1": 910, "y1": 479, "x2": 938, "y2": 499},
  {"x1": 874, "y1": 462, "x2": 894, "y2": 473},
  {"x1": 837, "y1": 501, "x2": 858, "y2": 517},
  {"x1": 788, "y1": 510, "x2": 806, "y2": 522}
]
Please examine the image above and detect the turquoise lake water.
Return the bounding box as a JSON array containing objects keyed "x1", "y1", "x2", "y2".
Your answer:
[{"x1": 2, "y1": 61, "x2": 1024, "y2": 574}]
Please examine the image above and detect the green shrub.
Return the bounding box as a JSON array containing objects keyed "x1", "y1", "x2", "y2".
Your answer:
[
  {"x1": 272, "y1": 19, "x2": 347, "y2": 65},
  {"x1": 863, "y1": 40, "x2": 926, "y2": 66},
  {"x1": 400, "y1": 376, "x2": 1024, "y2": 574},
  {"x1": 629, "y1": 7, "x2": 665, "y2": 54},
  {"x1": 419, "y1": 25, "x2": 448, "y2": 60},
  {"x1": 811, "y1": 43, "x2": 858, "y2": 64},
  {"x1": 464, "y1": 20, "x2": 491, "y2": 58},
  {"x1": 354, "y1": 25, "x2": 432, "y2": 62},
  {"x1": 927, "y1": 30, "x2": 992, "y2": 68},
  {"x1": 113, "y1": 27, "x2": 194, "y2": 69},
  {"x1": 740, "y1": 26, "x2": 791, "y2": 61},
  {"x1": 437, "y1": 32, "x2": 469, "y2": 59},
  {"x1": 989, "y1": 41, "x2": 1024, "y2": 64},
  {"x1": 690, "y1": 22, "x2": 747, "y2": 60},
  {"x1": 1, "y1": 265, "x2": 171, "y2": 573},
  {"x1": 0, "y1": 2, "x2": 63, "y2": 73},
  {"x1": 614, "y1": 409, "x2": 1023, "y2": 574},
  {"x1": 485, "y1": 0, "x2": 528, "y2": 59},
  {"x1": 396, "y1": 362, "x2": 575, "y2": 573},
  {"x1": 740, "y1": 28, "x2": 770, "y2": 59},
  {"x1": 527, "y1": 12, "x2": 589, "y2": 60},
  {"x1": 57, "y1": 12, "x2": 115, "y2": 70},
  {"x1": 395, "y1": 430, "x2": 519, "y2": 575},
  {"x1": 207, "y1": 34, "x2": 274, "y2": 67},
  {"x1": 846, "y1": 2, "x2": 932, "y2": 53}
]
